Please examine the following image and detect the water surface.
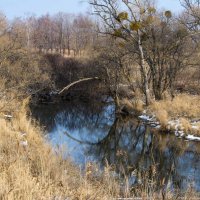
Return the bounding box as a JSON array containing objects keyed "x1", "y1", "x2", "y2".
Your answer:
[{"x1": 31, "y1": 99, "x2": 200, "y2": 192}]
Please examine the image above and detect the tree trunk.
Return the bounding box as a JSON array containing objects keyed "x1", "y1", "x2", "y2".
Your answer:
[
  {"x1": 138, "y1": 34, "x2": 151, "y2": 105},
  {"x1": 154, "y1": 90, "x2": 163, "y2": 100},
  {"x1": 67, "y1": 37, "x2": 70, "y2": 56},
  {"x1": 153, "y1": 80, "x2": 163, "y2": 100}
]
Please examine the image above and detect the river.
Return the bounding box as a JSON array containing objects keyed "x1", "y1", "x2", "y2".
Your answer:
[{"x1": 31, "y1": 98, "x2": 200, "y2": 192}]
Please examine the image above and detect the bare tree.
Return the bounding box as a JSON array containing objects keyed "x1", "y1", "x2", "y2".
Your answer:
[
  {"x1": 62, "y1": 13, "x2": 74, "y2": 56},
  {"x1": 32, "y1": 14, "x2": 55, "y2": 53},
  {"x1": 141, "y1": 12, "x2": 194, "y2": 99},
  {"x1": 72, "y1": 14, "x2": 96, "y2": 56},
  {"x1": 90, "y1": 0, "x2": 156, "y2": 105},
  {"x1": 181, "y1": 0, "x2": 200, "y2": 30},
  {"x1": 90, "y1": 0, "x2": 195, "y2": 103}
]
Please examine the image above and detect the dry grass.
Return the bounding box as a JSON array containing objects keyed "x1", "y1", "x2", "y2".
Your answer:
[
  {"x1": 0, "y1": 93, "x2": 199, "y2": 199},
  {"x1": 150, "y1": 94, "x2": 200, "y2": 119},
  {"x1": 120, "y1": 98, "x2": 134, "y2": 110},
  {"x1": 179, "y1": 118, "x2": 192, "y2": 132},
  {"x1": 0, "y1": 99, "x2": 199, "y2": 199},
  {"x1": 149, "y1": 94, "x2": 200, "y2": 132},
  {"x1": 154, "y1": 109, "x2": 169, "y2": 127},
  {"x1": 0, "y1": 101, "x2": 121, "y2": 200},
  {"x1": 120, "y1": 97, "x2": 144, "y2": 113}
]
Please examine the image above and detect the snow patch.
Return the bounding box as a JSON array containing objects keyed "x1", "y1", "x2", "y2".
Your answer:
[
  {"x1": 185, "y1": 135, "x2": 200, "y2": 141},
  {"x1": 20, "y1": 140, "x2": 28, "y2": 146},
  {"x1": 4, "y1": 114, "x2": 13, "y2": 119},
  {"x1": 138, "y1": 112, "x2": 200, "y2": 142}
]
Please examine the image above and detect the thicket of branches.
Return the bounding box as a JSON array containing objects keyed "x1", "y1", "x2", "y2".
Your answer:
[
  {"x1": 90, "y1": 0, "x2": 200, "y2": 106},
  {"x1": 1, "y1": 0, "x2": 200, "y2": 109}
]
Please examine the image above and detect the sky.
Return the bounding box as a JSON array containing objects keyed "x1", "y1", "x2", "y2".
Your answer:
[{"x1": 0, "y1": 0, "x2": 183, "y2": 20}]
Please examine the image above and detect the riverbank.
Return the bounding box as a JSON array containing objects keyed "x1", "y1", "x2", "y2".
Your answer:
[{"x1": 121, "y1": 93, "x2": 200, "y2": 141}]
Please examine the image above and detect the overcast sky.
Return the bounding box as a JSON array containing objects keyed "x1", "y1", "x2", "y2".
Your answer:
[{"x1": 0, "y1": 0, "x2": 183, "y2": 19}]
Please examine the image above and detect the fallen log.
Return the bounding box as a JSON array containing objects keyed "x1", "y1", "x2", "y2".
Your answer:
[{"x1": 58, "y1": 77, "x2": 100, "y2": 95}]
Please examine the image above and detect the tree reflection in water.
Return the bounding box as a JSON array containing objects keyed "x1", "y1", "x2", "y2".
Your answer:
[{"x1": 31, "y1": 99, "x2": 200, "y2": 192}]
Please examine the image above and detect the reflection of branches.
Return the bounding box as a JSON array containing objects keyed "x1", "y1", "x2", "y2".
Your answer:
[
  {"x1": 56, "y1": 109, "x2": 118, "y2": 146},
  {"x1": 96, "y1": 117, "x2": 119, "y2": 145},
  {"x1": 63, "y1": 117, "x2": 120, "y2": 146},
  {"x1": 32, "y1": 99, "x2": 114, "y2": 132},
  {"x1": 132, "y1": 122, "x2": 145, "y2": 149},
  {"x1": 63, "y1": 131, "x2": 97, "y2": 145},
  {"x1": 87, "y1": 117, "x2": 191, "y2": 191}
]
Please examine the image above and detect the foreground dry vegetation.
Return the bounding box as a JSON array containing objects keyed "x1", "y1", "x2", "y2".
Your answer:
[
  {"x1": 0, "y1": 101, "x2": 200, "y2": 200},
  {"x1": 0, "y1": 102, "x2": 120, "y2": 200}
]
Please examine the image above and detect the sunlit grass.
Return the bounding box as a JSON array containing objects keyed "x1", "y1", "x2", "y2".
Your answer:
[
  {"x1": 148, "y1": 94, "x2": 200, "y2": 134},
  {"x1": 150, "y1": 94, "x2": 200, "y2": 119}
]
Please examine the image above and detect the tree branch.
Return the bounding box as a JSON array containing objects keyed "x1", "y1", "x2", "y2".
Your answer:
[{"x1": 58, "y1": 77, "x2": 100, "y2": 95}]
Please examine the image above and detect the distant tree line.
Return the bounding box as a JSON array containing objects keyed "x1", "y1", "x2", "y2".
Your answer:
[{"x1": 9, "y1": 12, "x2": 100, "y2": 56}]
